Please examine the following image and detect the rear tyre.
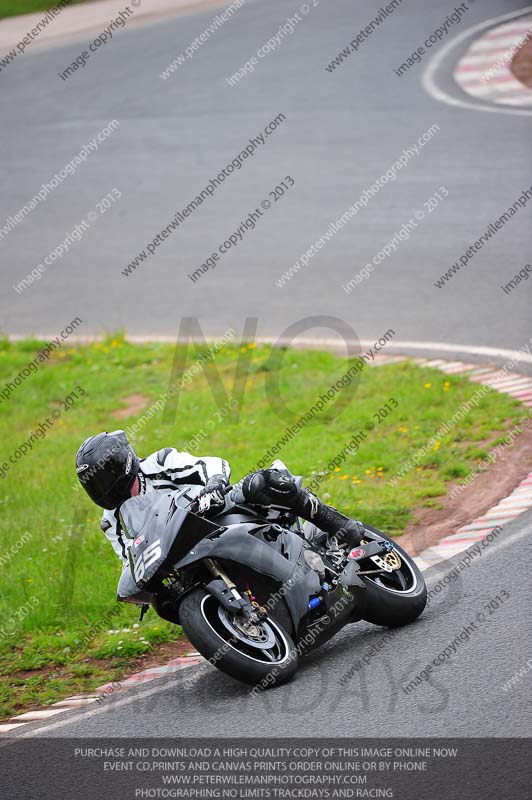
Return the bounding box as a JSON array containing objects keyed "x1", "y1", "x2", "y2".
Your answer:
[
  {"x1": 358, "y1": 527, "x2": 427, "y2": 628},
  {"x1": 179, "y1": 588, "x2": 299, "y2": 688}
]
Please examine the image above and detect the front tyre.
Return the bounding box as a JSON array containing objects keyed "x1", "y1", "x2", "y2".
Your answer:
[
  {"x1": 179, "y1": 588, "x2": 299, "y2": 689},
  {"x1": 358, "y1": 526, "x2": 427, "y2": 628}
]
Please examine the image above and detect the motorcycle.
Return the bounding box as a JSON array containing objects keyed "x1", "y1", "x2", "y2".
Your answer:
[{"x1": 117, "y1": 465, "x2": 427, "y2": 689}]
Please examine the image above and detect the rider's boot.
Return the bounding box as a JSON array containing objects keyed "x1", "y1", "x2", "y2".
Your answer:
[{"x1": 294, "y1": 489, "x2": 365, "y2": 550}]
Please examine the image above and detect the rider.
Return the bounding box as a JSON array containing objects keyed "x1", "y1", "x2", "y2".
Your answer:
[{"x1": 75, "y1": 430, "x2": 364, "y2": 564}]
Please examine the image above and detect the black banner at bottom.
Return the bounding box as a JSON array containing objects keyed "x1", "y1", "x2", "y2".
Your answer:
[{"x1": 1, "y1": 738, "x2": 530, "y2": 800}]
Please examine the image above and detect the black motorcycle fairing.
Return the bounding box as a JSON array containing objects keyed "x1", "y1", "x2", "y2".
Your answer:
[
  {"x1": 119, "y1": 491, "x2": 223, "y2": 589},
  {"x1": 174, "y1": 524, "x2": 321, "y2": 633},
  {"x1": 174, "y1": 524, "x2": 291, "y2": 577},
  {"x1": 261, "y1": 527, "x2": 324, "y2": 636},
  {"x1": 118, "y1": 484, "x2": 365, "y2": 640},
  {"x1": 297, "y1": 586, "x2": 362, "y2": 652}
]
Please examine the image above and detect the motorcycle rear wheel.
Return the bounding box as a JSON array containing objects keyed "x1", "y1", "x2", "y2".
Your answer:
[
  {"x1": 357, "y1": 526, "x2": 427, "y2": 628},
  {"x1": 179, "y1": 588, "x2": 299, "y2": 688}
]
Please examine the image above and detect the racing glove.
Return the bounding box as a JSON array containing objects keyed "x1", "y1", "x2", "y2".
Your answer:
[{"x1": 197, "y1": 474, "x2": 229, "y2": 513}]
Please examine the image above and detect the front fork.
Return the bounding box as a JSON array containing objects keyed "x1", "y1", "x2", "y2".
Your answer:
[{"x1": 205, "y1": 558, "x2": 259, "y2": 620}]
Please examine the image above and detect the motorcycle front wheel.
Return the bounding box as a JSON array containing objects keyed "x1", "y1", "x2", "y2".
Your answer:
[{"x1": 179, "y1": 588, "x2": 299, "y2": 688}]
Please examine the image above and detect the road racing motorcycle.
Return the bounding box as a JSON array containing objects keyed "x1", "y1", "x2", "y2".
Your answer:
[{"x1": 117, "y1": 464, "x2": 427, "y2": 688}]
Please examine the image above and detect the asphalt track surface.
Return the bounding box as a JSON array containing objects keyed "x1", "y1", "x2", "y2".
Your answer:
[
  {"x1": 6, "y1": 509, "x2": 531, "y2": 738},
  {"x1": 1, "y1": 0, "x2": 531, "y2": 350}
]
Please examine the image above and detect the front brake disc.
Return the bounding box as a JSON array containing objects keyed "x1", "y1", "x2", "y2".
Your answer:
[{"x1": 217, "y1": 606, "x2": 276, "y2": 649}]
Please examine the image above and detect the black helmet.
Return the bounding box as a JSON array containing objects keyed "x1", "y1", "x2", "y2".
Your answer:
[{"x1": 76, "y1": 430, "x2": 140, "y2": 509}]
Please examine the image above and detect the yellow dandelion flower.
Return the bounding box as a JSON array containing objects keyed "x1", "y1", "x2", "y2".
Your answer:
[
  {"x1": 424, "y1": 382, "x2": 431, "y2": 389},
  {"x1": 340, "y1": 474, "x2": 348, "y2": 480},
  {"x1": 334, "y1": 467, "x2": 341, "y2": 472}
]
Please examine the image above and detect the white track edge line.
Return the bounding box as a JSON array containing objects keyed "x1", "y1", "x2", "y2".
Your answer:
[
  {"x1": 6, "y1": 335, "x2": 532, "y2": 367},
  {"x1": 422, "y1": 5, "x2": 532, "y2": 116}
]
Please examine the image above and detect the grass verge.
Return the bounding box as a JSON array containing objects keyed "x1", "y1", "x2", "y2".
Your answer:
[
  {"x1": 0, "y1": 334, "x2": 526, "y2": 720},
  {"x1": 0, "y1": 1, "x2": 86, "y2": 20}
]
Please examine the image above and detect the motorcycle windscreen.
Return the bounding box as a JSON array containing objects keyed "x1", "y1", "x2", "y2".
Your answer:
[{"x1": 119, "y1": 490, "x2": 222, "y2": 588}]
